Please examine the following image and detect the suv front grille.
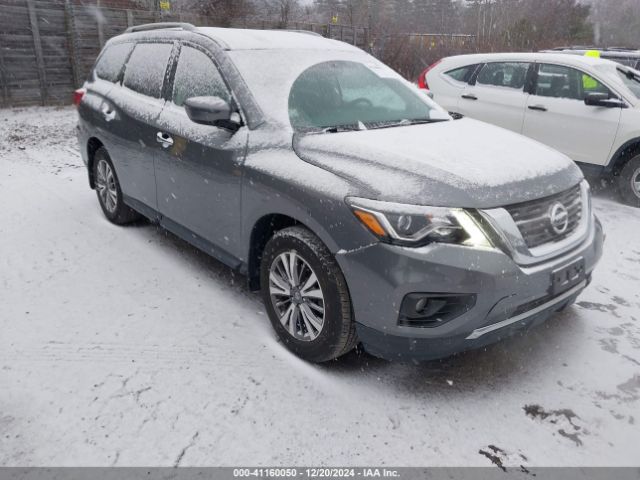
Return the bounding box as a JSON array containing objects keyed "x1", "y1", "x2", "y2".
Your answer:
[{"x1": 505, "y1": 185, "x2": 582, "y2": 249}]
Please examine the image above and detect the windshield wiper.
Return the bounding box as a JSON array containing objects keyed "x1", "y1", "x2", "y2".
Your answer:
[
  {"x1": 618, "y1": 67, "x2": 640, "y2": 82},
  {"x1": 317, "y1": 118, "x2": 446, "y2": 133},
  {"x1": 321, "y1": 122, "x2": 366, "y2": 133},
  {"x1": 368, "y1": 118, "x2": 449, "y2": 130}
]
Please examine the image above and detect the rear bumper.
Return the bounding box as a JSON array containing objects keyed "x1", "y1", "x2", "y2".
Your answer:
[
  {"x1": 76, "y1": 119, "x2": 93, "y2": 188},
  {"x1": 336, "y1": 214, "x2": 604, "y2": 362}
]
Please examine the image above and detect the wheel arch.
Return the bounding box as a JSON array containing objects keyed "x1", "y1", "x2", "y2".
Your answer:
[
  {"x1": 86, "y1": 137, "x2": 105, "y2": 188},
  {"x1": 608, "y1": 137, "x2": 640, "y2": 176},
  {"x1": 247, "y1": 213, "x2": 303, "y2": 291}
]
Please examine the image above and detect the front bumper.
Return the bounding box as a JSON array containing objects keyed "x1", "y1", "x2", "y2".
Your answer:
[{"x1": 335, "y1": 214, "x2": 604, "y2": 362}]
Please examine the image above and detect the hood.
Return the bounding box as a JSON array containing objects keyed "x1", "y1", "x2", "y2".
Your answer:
[{"x1": 293, "y1": 118, "x2": 583, "y2": 208}]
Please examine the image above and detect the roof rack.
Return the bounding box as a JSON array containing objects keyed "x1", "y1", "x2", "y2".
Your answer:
[
  {"x1": 551, "y1": 46, "x2": 596, "y2": 51},
  {"x1": 605, "y1": 46, "x2": 639, "y2": 52},
  {"x1": 125, "y1": 22, "x2": 196, "y2": 34},
  {"x1": 552, "y1": 45, "x2": 640, "y2": 53}
]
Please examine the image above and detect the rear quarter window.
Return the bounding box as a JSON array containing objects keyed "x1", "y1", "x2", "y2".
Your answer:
[
  {"x1": 122, "y1": 43, "x2": 173, "y2": 98},
  {"x1": 444, "y1": 65, "x2": 476, "y2": 83},
  {"x1": 94, "y1": 43, "x2": 133, "y2": 83}
]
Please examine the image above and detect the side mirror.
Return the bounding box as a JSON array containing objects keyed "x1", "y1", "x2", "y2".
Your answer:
[
  {"x1": 184, "y1": 96, "x2": 241, "y2": 130},
  {"x1": 584, "y1": 92, "x2": 626, "y2": 108}
]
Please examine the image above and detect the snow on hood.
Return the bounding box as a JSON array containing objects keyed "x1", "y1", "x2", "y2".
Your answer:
[{"x1": 293, "y1": 118, "x2": 583, "y2": 208}]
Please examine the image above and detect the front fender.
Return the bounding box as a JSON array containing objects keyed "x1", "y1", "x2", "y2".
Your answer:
[{"x1": 241, "y1": 148, "x2": 376, "y2": 261}]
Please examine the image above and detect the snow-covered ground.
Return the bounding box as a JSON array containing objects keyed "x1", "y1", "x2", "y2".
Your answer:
[{"x1": 1, "y1": 107, "x2": 639, "y2": 468}]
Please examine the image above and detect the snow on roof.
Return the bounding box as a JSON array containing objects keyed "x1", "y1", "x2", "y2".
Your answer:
[
  {"x1": 444, "y1": 51, "x2": 620, "y2": 68},
  {"x1": 197, "y1": 27, "x2": 361, "y2": 52}
]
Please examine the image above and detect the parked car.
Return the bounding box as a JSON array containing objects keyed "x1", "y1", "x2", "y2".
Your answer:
[
  {"x1": 76, "y1": 24, "x2": 603, "y2": 363},
  {"x1": 421, "y1": 52, "x2": 640, "y2": 206},
  {"x1": 542, "y1": 46, "x2": 640, "y2": 70}
]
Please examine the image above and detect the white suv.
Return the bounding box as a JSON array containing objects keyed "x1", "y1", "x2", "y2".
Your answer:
[{"x1": 423, "y1": 52, "x2": 640, "y2": 206}]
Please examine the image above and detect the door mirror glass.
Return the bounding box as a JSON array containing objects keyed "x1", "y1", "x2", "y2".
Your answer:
[
  {"x1": 184, "y1": 96, "x2": 239, "y2": 128},
  {"x1": 584, "y1": 92, "x2": 625, "y2": 108}
]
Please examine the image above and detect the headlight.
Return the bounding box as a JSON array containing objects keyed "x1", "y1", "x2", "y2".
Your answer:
[{"x1": 346, "y1": 197, "x2": 492, "y2": 248}]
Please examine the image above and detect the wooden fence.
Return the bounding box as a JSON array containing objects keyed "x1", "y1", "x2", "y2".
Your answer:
[{"x1": 0, "y1": 0, "x2": 370, "y2": 107}]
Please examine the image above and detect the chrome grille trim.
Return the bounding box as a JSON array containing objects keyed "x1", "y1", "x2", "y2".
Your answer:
[
  {"x1": 506, "y1": 185, "x2": 582, "y2": 248},
  {"x1": 479, "y1": 181, "x2": 592, "y2": 267}
]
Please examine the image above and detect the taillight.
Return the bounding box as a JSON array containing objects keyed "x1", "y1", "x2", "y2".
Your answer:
[
  {"x1": 73, "y1": 88, "x2": 86, "y2": 107},
  {"x1": 418, "y1": 59, "x2": 443, "y2": 89}
]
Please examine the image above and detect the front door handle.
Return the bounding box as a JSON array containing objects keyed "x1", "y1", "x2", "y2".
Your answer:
[
  {"x1": 156, "y1": 132, "x2": 174, "y2": 148},
  {"x1": 461, "y1": 94, "x2": 478, "y2": 100},
  {"x1": 528, "y1": 105, "x2": 548, "y2": 112}
]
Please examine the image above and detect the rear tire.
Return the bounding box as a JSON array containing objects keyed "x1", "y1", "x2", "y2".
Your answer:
[
  {"x1": 617, "y1": 155, "x2": 640, "y2": 207},
  {"x1": 260, "y1": 226, "x2": 357, "y2": 362},
  {"x1": 93, "y1": 147, "x2": 140, "y2": 224}
]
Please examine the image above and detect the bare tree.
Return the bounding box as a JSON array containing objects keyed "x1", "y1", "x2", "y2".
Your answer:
[
  {"x1": 276, "y1": 0, "x2": 300, "y2": 27},
  {"x1": 587, "y1": 0, "x2": 640, "y2": 47},
  {"x1": 342, "y1": 0, "x2": 370, "y2": 26},
  {"x1": 174, "y1": 0, "x2": 255, "y2": 26},
  {"x1": 463, "y1": 0, "x2": 593, "y2": 51}
]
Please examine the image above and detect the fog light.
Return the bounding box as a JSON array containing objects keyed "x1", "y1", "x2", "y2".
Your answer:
[
  {"x1": 399, "y1": 293, "x2": 476, "y2": 328},
  {"x1": 415, "y1": 297, "x2": 427, "y2": 312}
]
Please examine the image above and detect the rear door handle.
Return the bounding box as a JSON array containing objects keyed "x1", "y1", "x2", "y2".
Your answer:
[
  {"x1": 528, "y1": 105, "x2": 548, "y2": 112},
  {"x1": 461, "y1": 94, "x2": 478, "y2": 100},
  {"x1": 156, "y1": 132, "x2": 174, "y2": 148}
]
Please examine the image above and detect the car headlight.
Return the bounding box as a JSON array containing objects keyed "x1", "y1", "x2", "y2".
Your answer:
[{"x1": 346, "y1": 197, "x2": 492, "y2": 248}]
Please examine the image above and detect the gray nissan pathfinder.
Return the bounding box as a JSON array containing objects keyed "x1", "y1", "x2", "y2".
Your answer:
[{"x1": 76, "y1": 23, "x2": 604, "y2": 362}]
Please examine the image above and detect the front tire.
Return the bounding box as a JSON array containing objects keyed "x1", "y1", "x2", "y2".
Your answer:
[
  {"x1": 93, "y1": 147, "x2": 140, "y2": 224},
  {"x1": 260, "y1": 226, "x2": 357, "y2": 362},
  {"x1": 618, "y1": 155, "x2": 640, "y2": 207}
]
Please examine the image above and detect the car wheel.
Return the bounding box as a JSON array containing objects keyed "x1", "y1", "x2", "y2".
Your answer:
[
  {"x1": 260, "y1": 226, "x2": 357, "y2": 362},
  {"x1": 618, "y1": 154, "x2": 640, "y2": 207},
  {"x1": 93, "y1": 147, "x2": 140, "y2": 224}
]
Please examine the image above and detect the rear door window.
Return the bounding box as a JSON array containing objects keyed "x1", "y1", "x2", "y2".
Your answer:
[
  {"x1": 476, "y1": 62, "x2": 529, "y2": 90},
  {"x1": 94, "y1": 43, "x2": 133, "y2": 83},
  {"x1": 172, "y1": 46, "x2": 230, "y2": 106},
  {"x1": 122, "y1": 43, "x2": 173, "y2": 98}
]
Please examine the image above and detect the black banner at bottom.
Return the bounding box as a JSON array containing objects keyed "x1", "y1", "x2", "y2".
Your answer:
[{"x1": 0, "y1": 468, "x2": 639, "y2": 480}]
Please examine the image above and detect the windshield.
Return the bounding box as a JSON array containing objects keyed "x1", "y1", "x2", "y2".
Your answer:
[
  {"x1": 228, "y1": 49, "x2": 448, "y2": 130},
  {"x1": 617, "y1": 67, "x2": 640, "y2": 99},
  {"x1": 288, "y1": 60, "x2": 444, "y2": 131}
]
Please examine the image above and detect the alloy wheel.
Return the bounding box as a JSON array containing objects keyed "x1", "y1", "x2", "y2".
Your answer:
[
  {"x1": 269, "y1": 251, "x2": 325, "y2": 342},
  {"x1": 95, "y1": 158, "x2": 118, "y2": 213},
  {"x1": 632, "y1": 167, "x2": 640, "y2": 199}
]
